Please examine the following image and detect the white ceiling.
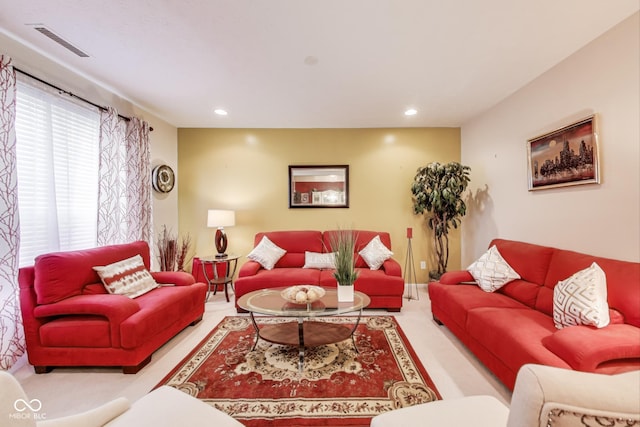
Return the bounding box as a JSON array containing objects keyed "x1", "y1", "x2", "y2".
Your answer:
[{"x1": 0, "y1": 1, "x2": 638, "y2": 128}]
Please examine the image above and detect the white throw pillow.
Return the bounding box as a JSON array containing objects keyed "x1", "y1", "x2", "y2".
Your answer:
[
  {"x1": 247, "y1": 236, "x2": 286, "y2": 270},
  {"x1": 553, "y1": 262, "x2": 610, "y2": 329},
  {"x1": 467, "y1": 245, "x2": 520, "y2": 292},
  {"x1": 303, "y1": 251, "x2": 336, "y2": 269},
  {"x1": 358, "y1": 235, "x2": 393, "y2": 270},
  {"x1": 94, "y1": 254, "x2": 158, "y2": 298}
]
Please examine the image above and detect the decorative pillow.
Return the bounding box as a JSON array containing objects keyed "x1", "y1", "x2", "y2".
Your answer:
[
  {"x1": 553, "y1": 262, "x2": 610, "y2": 329},
  {"x1": 247, "y1": 236, "x2": 286, "y2": 270},
  {"x1": 467, "y1": 245, "x2": 520, "y2": 292},
  {"x1": 358, "y1": 235, "x2": 393, "y2": 270},
  {"x1": 303, "y1": 251, "x2": 336, "y2": 269},
  {"x1": 93, "y1": 254, "x2": 158, "y2": 299}
]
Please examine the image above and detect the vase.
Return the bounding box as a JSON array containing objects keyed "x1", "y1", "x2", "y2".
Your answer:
[{"x1": 337, "y1": 284, "x2": 354, "y2": 302}]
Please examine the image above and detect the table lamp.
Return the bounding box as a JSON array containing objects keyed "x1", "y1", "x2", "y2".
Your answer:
[{"x1": 207, "y1": 209, "x2": 235, "y2": 258}]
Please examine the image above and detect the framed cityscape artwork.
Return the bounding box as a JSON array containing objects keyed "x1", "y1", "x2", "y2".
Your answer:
[{"x1": 526, "y1": 114, "x2": 600, "y2": 191}]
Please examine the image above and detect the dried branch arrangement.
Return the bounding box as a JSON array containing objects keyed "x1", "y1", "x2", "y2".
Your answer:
[{"x1": 157, "y1": 225, "x2": 192, "y2": 271}]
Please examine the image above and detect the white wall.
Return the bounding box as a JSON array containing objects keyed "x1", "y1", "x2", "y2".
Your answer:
[
  {"x1": 0, "y1": 32, "x2": 180, "y2": 261},
  {"x1": 461, "y1": 13, "x2": 640, "y2": 264}
]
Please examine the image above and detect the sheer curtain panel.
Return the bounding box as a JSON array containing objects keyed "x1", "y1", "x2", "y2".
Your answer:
[
  {"x1": 97, "y1": 109, "x2": 152, "y2": 246},
  {"x1": 125, "y1": 117, "x2": 152, "y2": 243},
  {"x1": 97, "y1": 107, "x2": 128, "y2": 245},
  {"x1": 0, "y1": 55, "x2": 25, "y2": 370}
]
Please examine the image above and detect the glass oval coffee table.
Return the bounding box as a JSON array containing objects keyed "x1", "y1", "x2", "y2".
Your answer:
[{"x1": 236, "y1": 287, "x2": 371, "y2": 371}]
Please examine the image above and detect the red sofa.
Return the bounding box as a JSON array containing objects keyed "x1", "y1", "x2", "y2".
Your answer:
[
  {"x1": 429, "y1": 238, "x2": 640, "y2": 390},
  {"x1": 18, "y1": 241, "x2": 207, "y2": 374},
  {"x1": 235, "y1": 230, "x2": 405, "y2": 311}
]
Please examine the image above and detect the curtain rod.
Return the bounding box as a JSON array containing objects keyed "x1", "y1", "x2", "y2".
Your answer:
[{"x1": 14, "y1": 67, "x2": 154, "y2": 131}]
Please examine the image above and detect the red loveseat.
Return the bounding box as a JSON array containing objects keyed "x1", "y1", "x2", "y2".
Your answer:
[
  {"x1": 18, "y1": 241, "x2": 207, "y2": 374},
  {"x1": 235, "y1": 230, "x2": 405, "y2": 312},
  {"x1": 428, "y1": 238, "x2": 640, "y2": 390}
]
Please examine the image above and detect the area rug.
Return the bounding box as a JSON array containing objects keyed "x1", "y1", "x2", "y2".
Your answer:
[{"x1": 157, "y1": 316, "x2": 441, "y2": 426}]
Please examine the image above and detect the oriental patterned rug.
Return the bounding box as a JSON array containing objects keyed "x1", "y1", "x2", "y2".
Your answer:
[{"x1": 157, "y1": 316, "x2": 441, "y2": 427}]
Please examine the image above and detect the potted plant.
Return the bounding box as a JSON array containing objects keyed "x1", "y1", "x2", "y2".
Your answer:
[
  {"x1": 411, "y1": 161, "x2": 471, "y2": 280},
  {"x1": 329, "y1": 229, "x2": 359, "y2": 302}
]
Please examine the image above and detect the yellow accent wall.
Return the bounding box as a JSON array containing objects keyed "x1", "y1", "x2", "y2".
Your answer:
[{"x1": 178, "y1": 127, "x2": 461, "y2": 281}]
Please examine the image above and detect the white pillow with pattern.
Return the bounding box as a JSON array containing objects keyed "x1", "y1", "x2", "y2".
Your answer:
[
  {"x1": 247, "y1": 236, "x2": 287, "y2": 270},
  {"x1": 467, "y1": 245, "x2": 520, "y2": 292},
  {"x1": 553, "y1": 262, "x2": 609, "y2": 329},
  {"x1": 303, "y1": 251, "x2": 336, "y2": 269},
  {"x1": 358, "y1": 235, "x2": 393, "y2": 270}
]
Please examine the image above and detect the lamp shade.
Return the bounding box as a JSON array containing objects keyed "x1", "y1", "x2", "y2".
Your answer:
[{"x1": 207, "y1": 210, "x2": 235, "y2": 228}]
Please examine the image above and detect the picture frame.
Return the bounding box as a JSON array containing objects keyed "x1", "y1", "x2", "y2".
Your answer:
[
  {"x1": 312, "y1": 191, "x2": 322, "y2": 204},
  {"x1": 527, "y1": 114, "x2": 600, "y2": 191},
  {"x1": 289, "y1": 165, "x2": 349, "y2": 208}
]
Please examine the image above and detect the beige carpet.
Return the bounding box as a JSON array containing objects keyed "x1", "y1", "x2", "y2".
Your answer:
[{"x1": 11, "y1": 284, "x2": 510, "y2": 419}]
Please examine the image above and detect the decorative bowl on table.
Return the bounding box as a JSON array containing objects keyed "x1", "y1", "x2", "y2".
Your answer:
[{"x1": 281, "y1": 285, "x2": 326, "y2": 304}]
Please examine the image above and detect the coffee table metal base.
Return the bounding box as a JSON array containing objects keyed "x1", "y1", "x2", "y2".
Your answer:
[{"x1": 248, "y1": 311, "x2": 363, "y2": 372}]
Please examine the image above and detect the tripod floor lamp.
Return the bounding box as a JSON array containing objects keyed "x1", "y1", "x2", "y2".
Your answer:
[
  {"x1": 403, "y1": 227, "x2": 419, "y2": 300},
  {"x1": 207, "y1": 209, "x2": 235, "y2": 258}
]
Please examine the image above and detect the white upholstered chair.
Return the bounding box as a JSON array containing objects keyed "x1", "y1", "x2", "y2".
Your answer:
[
  {"x1": 0, "y1": 371, "x2": 243, "y2": 427},
  {"x1": 371, "y1": 364, "x2": 640, "y2": 427}
]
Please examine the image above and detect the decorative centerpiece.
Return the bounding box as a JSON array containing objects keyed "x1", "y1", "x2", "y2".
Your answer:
[
  {"x1": 281, "y1": 285, "x2": 326, "y2": 304},
  {"x1": 329, "y1": 229, "x2": 358, "y2": 302}
]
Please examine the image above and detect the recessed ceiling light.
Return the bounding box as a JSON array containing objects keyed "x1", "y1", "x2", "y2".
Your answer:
[
  {"x1": 214, "y1": 109, "x2": 228, "y2": 116},
  {"x1": 304, "y1": 56, "x2": 318, "y2": 66},
  {"x1": 404, "y1": 108, "x2": 417, "y2": 116}
]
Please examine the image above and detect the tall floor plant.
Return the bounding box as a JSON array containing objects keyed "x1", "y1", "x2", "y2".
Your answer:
[{"x1": 411, "y1": 161, "x2": 471, "y2": 280}]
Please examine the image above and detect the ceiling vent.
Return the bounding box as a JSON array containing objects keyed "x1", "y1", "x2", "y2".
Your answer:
[{"x1": 32, "y1": 25, "x2": 90, "y2": 57}]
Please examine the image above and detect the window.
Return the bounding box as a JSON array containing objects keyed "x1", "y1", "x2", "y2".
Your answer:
[{"x1": 15, "y1": 76, "x2": 100, "y2": 267}]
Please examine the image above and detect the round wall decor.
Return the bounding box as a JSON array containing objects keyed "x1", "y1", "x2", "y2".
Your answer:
[{"x1": 152, "y1": 164, "x2": 175, "y2": 193}]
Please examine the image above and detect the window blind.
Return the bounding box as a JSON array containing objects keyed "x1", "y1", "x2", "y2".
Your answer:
[{"x1": 15, "y1": 77, "x2": 100, "y2": 267}]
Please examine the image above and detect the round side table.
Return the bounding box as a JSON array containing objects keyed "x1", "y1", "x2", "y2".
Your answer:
[{"x1": 198, "y1": 254, "x2": 240, "y2": 302}]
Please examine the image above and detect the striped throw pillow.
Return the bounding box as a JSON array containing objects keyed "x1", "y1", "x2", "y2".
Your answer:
[{"x1": 94, "y1": 254, "x2": 158, "y2": 298}]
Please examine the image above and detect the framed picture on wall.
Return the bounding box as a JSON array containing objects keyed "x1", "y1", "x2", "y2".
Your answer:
[
  {"x1": 312, "y1": 191, "x2": 322, "y2": 204},
  {"x1": 526, "y1": 114, "x2": 600, "y2": 191},
  {"x1": 288, "y1": 165, "x2": 350, "y2": 208}
]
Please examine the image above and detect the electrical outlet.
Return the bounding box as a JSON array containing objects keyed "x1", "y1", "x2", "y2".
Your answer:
[{"x1": 420, "y1": 261, "x2": 427, "y2": 270}]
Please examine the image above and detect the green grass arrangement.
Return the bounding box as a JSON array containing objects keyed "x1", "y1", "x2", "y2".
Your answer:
[{"x1": 329, "y1": 229, "x2": 359, "y2": 286}]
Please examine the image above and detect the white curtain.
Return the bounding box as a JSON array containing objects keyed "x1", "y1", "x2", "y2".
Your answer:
[
  {"x1": 0, "y1": 55, "x2": 25, "y2": 370},
  {"x1": 97, "y1": 108, "x2": 152, "y2": 246}
]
